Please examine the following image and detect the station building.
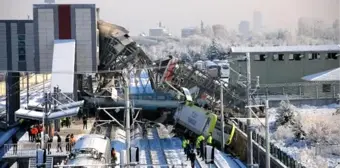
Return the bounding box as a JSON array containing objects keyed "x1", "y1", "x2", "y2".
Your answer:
[
  {"x1": 229, "y1": 45, "x2": 340, "y2": 105},
  {"x1": 0, "y1": 4, "x2": 99, "y2": 124}
]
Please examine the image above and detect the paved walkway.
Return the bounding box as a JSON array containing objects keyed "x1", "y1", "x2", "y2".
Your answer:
[{"x1": 2, "y1": 118, "x2": 95, "y2": 158}]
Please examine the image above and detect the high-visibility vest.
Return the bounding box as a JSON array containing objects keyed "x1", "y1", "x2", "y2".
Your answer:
[
  {"x1": 182, "y1": 139, "x2": 189, "y2": 148},
  {"x1": 207, "y1": 135, "x2": 212, "y2": 144},
  {"x1": 196, "y1": 136, "x2": 205, "y2": 148}
]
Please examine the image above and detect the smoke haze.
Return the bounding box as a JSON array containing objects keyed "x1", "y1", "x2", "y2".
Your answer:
[{"x1": 1, "y1": 0, "x2": 338, "y2": 36}]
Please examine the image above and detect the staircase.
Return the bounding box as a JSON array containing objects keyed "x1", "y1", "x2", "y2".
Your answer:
[
  {"x1": 28, "y1": 158, "x2": 36, "y2": 168},
  {"x1": 46, "y1": 157, "x2": 54, "y2": 168},
  {"x1": 28, "y1": 157, "x2": 53, "y2": 168}
]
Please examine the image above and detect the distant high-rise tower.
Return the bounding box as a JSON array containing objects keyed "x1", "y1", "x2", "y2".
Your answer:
[
  {"x1": 201, "y1": 20, "x2": 204, "y2": 34},
  {"x1": 253, "y1": 11, "x2": 262, "y2": 32},
  {"x1": 239, "y1": 21, "x2": 250, "y2": 36}
]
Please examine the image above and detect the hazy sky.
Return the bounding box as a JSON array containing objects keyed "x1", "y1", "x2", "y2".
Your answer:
[{"x1": 1, "y1": 0, "x2": 339, "y2": 36}]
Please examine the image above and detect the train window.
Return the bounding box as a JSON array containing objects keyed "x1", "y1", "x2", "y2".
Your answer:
[
  {"x1": 222, "y1": 65, "x2": 229, "y2": 69},
  {"x1": 143, "y1": 95, "x2": 152, "y2": 100},
  {"x1": 157, "y1": 95, "x2": 166, "y2": 100}
]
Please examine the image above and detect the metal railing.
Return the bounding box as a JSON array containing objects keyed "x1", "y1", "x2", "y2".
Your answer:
[
  {"x1": 54, "y1": 163, "x2": 187, "y2": 167},
  {"x1": 258, "y1": 82, "x2": 340, "y2": 99},
  {"x1": 0, "y1": 73, "x2": 51, "y2": 97},
  {"x1": 3, "y1": 142, "x2": 72, "y2": 157},
  {"x1": 233, "y1": 118, "x2": 307, "y2": 168}
]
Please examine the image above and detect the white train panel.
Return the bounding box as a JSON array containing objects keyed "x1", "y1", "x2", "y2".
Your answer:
[{"x1": 175, "y1": 105, "x2": 210, "y2": 135}]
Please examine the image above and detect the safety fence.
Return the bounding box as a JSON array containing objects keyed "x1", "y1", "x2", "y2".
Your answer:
[
  {"x1": 3, "y1": 142, "x2": 70, "y2": 158},
  {"x1": 233, "y1": 118, "x2": 307, "y2": 168},
  {"x1": 0, "y1": 73, "x2": 51, "y2": 96},
  {"x1": 257, "y1": 81, "x2": 340, "y2": 100}
]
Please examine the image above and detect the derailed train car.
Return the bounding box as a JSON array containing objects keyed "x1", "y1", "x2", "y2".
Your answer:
[
  {"x1": 95, "y1": 20, "x2": 153, "y2": 95},
  {"x1": 174, "y1": 104, "x2": 236, "y2": 147},
  {"x1": 65, "y1": 134, "x2": 112, "y2": 168}
]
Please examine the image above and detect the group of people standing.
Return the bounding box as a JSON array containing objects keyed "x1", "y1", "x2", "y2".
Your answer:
[
  {"x1": 28, "y1": 124, "x2": 44, "y2": 142},
  {"x1": 61, "y1": 117, "x2": 71, "y2": 128},
  {"x1": 182, "y1": 132, "x2": 213, "y2": 168}
]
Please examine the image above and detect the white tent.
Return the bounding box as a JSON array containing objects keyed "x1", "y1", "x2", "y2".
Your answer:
[{"x1": 301, "y1": 67, "x2": 340, "y2": 81}]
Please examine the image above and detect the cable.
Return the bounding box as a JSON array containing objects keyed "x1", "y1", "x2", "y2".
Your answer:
[{"x1": 0, "y1": 65, "x2": 170, "y2": 74}]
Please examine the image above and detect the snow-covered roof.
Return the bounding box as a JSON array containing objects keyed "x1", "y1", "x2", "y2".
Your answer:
[
  {"x1": 230, "y1": 44, "x2": 340, "y2": 53},
  {"x1": 302, "y1": 67, "x2": 340, "y2": 81}
]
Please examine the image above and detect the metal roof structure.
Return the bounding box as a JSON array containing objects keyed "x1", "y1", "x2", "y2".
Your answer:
[{"x1": 230, "y1": 44, "x2": 340, "y2": 53}]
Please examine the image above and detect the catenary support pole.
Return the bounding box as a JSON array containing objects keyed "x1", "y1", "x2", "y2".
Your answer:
[
  {"x1": 26, "y1": 72, "x2": 29, "y2": 106},
  {"x1": 220, "y1": 79, "x2": 225, "y2": 150},
  {"x1": 42, "y1": 93, "x2": 48, "y2": 149},
  {"x1": 265, "y1": 100, "x2": 270, "y2": 168},
  {"x1": 246, "y1": 52, "x2": 253, "y2": 168},
  {"x1": 124, "y1": 70, "x2": 131, "y2": 167}
]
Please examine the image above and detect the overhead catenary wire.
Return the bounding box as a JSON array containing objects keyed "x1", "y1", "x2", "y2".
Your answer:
[{"x1": 0, "y1": 65, "x2": 170, "y2": 74}]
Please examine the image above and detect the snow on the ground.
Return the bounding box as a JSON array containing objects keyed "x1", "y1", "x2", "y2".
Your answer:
[
  {"x1": 253, "y1": 103, "x2": 340, "y2": 168},
  {"x1": 0, "y1": 81, "x2": 51, "y2": 108}
]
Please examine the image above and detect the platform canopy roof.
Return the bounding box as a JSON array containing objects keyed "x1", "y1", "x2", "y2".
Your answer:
[
  {"x1": 15, "y1": 107, "x2": 80, "y2": 121},
  {"x1": 302, "y1": 67, "x2": 340, "y2": 81}
]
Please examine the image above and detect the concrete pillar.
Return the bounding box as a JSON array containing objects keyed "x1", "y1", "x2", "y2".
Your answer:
[
  {"x1": 48, "y1": 122, "x2": 53, "y2": 137},
  {"x1": 6, "y1": 72, "x2": 20, "y2": 125},
  {"x1": 54, "y1": 119, "x2": 60, "y2": 132}
]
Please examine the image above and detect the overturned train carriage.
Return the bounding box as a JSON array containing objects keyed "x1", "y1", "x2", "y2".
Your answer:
[
  {"x1": 153, "y1": 57, "x2": 247, "y2": 109},
  {"x1": 96, "y1": 20, "x2": 154, "y2": 95},
  {"x1": 174, "y1": 104, "x2": 236, "y2": 147},
  {"x1": 65, "y1": 134, "x2": 112, "y2": 168}
]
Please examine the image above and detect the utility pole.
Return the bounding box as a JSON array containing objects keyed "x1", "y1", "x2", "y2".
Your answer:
[
  {"x1": 124, "y1": 69, "x2": 131, "y2": 167},
  {"x1": 26, "y1": 73, "x2": 29, "y2": 106},
  {"x1": 265, "y1": 100, "x2": 270, "y2": 168},
  {"x1": 219, "y1": 68, "x2": 225, "y2": 150},
  {"x1": 246, "y1": 52, "x2": 253, "y2": 168},
  {"x1": 42, "y1": 93, "x2": 48, "y2": 150}
]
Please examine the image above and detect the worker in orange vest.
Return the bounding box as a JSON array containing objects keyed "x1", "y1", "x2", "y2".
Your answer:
[{"x1": 31, "y1": 127, "x2": 38, "y2": 141}]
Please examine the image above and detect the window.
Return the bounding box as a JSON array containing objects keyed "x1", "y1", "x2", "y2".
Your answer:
[
  {"x1": 222, "y1": 65, "x2": 229, "y2": 69},
  {"x1": 308, "y1": 53, "x2": 320, "y2": 60},
  {"x1": 327, "y1": 53, "x2": 338, "y2": 60},
  {"x1": 322, "y1": 84, "x2": 331, "y2": 93},
  {"x1": 278, "y1": 54, "x2": 284, "y2": 61},
  {"x1": 291, "y1": 54, "x2": 302, "y2": 61},
  {"x1": 274, "y1": 54, "x2": 284, "y2": 61},
  {"x1": 19, "y1": 54, "x2": 25, "y2": 61},
  {"x1": 254, "y1": 54, "x2": 266, "y2": 61},
  {"x1": 18, "y1": 41, "x2": 25, "y2": 47},
  {"x1": 18, "y1": 35, "x2": 25, "y2": 41},
  {"x1": 289, "y1": 54, "x2": 294, "y2": 60},
  {"x1": 18, "y1": 48, "x2": 26, "y2": 55}
]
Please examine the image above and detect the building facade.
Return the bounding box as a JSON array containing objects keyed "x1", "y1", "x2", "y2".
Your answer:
[
  {"x1": 33, "y1": 4, "x2": 98, "y2": 73},
  {"x1": 230, "y1": 45, "x2": 340, "y2": 84},
  {"x1": 0, "y1": 20, "x2": 34, "y2": 71},
  {"x1": 181, "y1": 27, "x2": 199, "y2": 38},
  {"x1": 229, "y1": 45, "x2": 340, "y2": 99},
  {"x1": 238, "y1": 21, "x2": 250, "y2": 36}
]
